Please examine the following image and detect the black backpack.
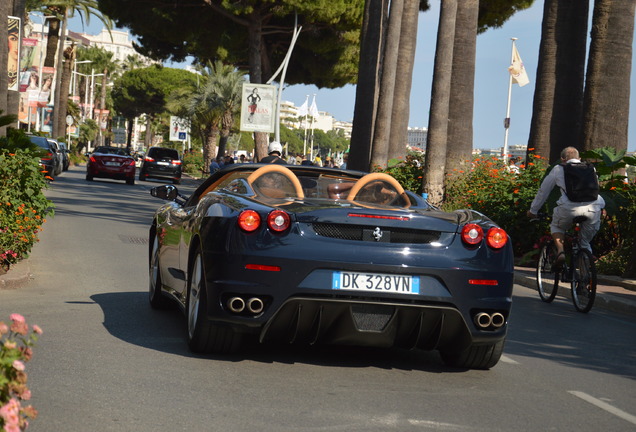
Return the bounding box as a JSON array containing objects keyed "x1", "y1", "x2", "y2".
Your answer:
[{"x1": 561, "y1": 162, "x2": 600, "y2": 202}]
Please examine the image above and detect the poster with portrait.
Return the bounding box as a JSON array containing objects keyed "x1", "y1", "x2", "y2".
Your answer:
[
  {"x1": 18, "y1": 38, "x2": 38, "y2": 92},
  {"x1": 170, "y1": 116, "x2": 190, "y2": 141},
  {"x1": 8, "y1": 16, "x2": 21, "y2": 92},
  {"x1": 41, "y1": 106, "x2": 53, "y2": 134},
  {"x1": 37, "y1": 67, "x2": 55, "y2": 107},
  {"x1": 239, "y1": 83, "x2": 276, "y2": 133}
]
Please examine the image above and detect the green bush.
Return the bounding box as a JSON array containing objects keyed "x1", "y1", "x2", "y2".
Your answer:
[
  {"x1": 0, "y1": 131, "x2": 54, "y2": 273},
  {"x1": 374, "y1": 152, "x2": 425, "y2": 194},
  {"x1": 183, "y1": 151, "x2": 204, "y2": 176}
]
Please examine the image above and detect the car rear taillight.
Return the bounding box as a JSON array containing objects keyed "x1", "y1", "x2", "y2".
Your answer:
[
  {"x1": 89, "y1": 155, "x2": 97, "y2": 163},
  {"x1": 42, "y1": 152, "x2": 53, "y2": 161},
  {"x1": 267, "y1": 210, "x2": 290, "y2": 232},
  {"x1": 126, "y1": 159, "x2": 136, "y2": 166},
  {"x1": 172, "y1": 160, "x2": 182, "y2": 165},
  {"x1": 144, "y1": 156, "x2": 155, "y2": 162},
  {"x1": 486, "y1": 227, "x2": 508, "y2": 249},
  {"x1": 238, "y1": 210, "x2": 261, "y2": 232},
  {"x1": 461, "y1": 223, "x2": 483, "y2": 246}
]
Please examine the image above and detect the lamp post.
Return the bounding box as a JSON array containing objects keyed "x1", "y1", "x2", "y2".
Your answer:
[{"x1": 72, "y1": 60, "x2": 92, "y2": 98}]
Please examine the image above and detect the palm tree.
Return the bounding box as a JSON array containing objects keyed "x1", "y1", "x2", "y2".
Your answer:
[
  {"x1": 581, "y1": 0, "x2": 635, "y2": 153},
  {"x1": 205, "y1": 62, "x2": 245, "y2": 159},
  {"x1": 27, "y1": 0, "x2": 112, "y2": 137},
  {"x1": 423, "y1": 0, "x2": 457, "y2": 206},
  {"x1": 527, "y1": 0, "x2": 588, "y2": 164},
  {"x1": 388, "y1": 0, "x2": 421, "y2": 162},
  {"x1": 186, "y1": 82, "x2": 223, "y2": 174},
  {"x1": 444, "y1": 0, "x2": 478, "y2": 179},
  {"x1": 348, "y1": 0, "x2": 387, "y2": 171},
  {"x1": 370, "y1": 0, "x2": 405, "y2": 170}
]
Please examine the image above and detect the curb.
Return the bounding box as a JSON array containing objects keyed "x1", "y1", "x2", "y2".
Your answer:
[
  {"x1": 514, "y1": 269, "x2": 636, "y2": 318},
  {"x1": 0, "y1": 259, "x2": 32, "y2": 290}
]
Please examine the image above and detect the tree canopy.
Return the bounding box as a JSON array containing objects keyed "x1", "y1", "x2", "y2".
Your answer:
[{"x1": 97, "y1": 0, "x2": 363, "y2": 88}]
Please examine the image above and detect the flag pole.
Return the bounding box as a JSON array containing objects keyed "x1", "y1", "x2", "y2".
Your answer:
[
  {"x1": 302, "y1": 94, "x2": 309, "y2": 157},
  {"x1": 503, "y1": 37, "x2": 517, "y2": 161}
]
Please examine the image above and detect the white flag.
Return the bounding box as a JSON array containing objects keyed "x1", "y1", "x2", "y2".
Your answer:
[
  {"x1": 297, "y1": 97, "x2": 308, "y2": 117},
  {"x1": 309, "y1": 96, "x2": 319, "y2": 119},
  {"x1": 508, "y1": 44, "x2": 530, "y2": 87}
]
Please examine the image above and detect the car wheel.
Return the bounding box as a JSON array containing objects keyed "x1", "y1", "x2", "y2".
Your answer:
[
  {"x1": 86, "y1": 174, "x2": 93, "y2": 181},
  {"x1": 139, "y1": 172, "x2": 147, "y2": 181},
  {"x1": 186, "y1": 245, "x2": 241, "y2": 354},
  {"x1": 148, "y1": 234, "x2": 173, "y2": 309},
  {"x1": 126, "y1": 177, "x2": 135, "y2": 185},
  {"x1": 440, "y1": 339, "x2": 505, "y2": 370},
  {"x1": 173, "y1": 178, "x2": 181, "y2": 185}
]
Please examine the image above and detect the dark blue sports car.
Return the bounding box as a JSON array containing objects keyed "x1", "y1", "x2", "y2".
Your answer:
[{"x1": 148, "y1": 164, "x2": 514, "y2": 369}]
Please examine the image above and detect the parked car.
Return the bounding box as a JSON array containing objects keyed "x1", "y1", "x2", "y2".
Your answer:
[
  {"x1": 139, "y1": 147, "x2": 182, "y2": 184},
  {"x1": 46, "y1": 139, "x2": 64, "y2": 176},
  {"x1": 28, "y1": 135, "x2": 61, "y2": 180},
  {"x1": 86, "y1": 146, "x2": 136, "y2": 185},
  {"x1": 58, "y1": 141, "x2": 70, "y2": 171},
  {"x1": 147, "y1": 164, "x2": 514, "y2": 369}
]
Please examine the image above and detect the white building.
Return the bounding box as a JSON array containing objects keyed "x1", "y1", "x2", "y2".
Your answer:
[
  {"x1": 407, "y1": 127, "x2": 428, "y2": 152},
  {"x1": 78, "y1": 28, "x2": 154, "y2": 65}
]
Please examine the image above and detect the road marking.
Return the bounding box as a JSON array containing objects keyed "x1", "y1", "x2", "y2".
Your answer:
[
  {"x1": 500, "y1": 355, "x2": 519, "y2": 364},
  {"x1": 568, "y1": 391, "x2": 636, "y2": 425}
]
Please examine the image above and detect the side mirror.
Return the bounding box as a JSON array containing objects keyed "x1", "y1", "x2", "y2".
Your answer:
[{"x1": 150, "y1": 185, "x2": 179, "y2": 201}]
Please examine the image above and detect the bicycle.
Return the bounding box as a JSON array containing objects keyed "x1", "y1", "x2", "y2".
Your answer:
[{"x1": 534, "y1": 213, "x2": 597, "y2": 313}]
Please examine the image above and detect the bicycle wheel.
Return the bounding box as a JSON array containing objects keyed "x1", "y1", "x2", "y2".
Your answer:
[
  {"x1": 571, "y1": 249, "x2": 597, "y2": 313},
  {"x1": 536, "y1": 242, "x2": 559, "y2": 302}
]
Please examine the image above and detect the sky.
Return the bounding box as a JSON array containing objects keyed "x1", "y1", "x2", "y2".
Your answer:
[{"x1": 66, "y1": 2, "x2": 636, "y2": 152}]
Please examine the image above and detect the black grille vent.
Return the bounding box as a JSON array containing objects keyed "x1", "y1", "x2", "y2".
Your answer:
[{"x1": 310, "y1": 223, "x2": 441, "y2": 244}]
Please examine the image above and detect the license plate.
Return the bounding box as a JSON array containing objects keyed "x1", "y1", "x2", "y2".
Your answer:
[
  {"x1": 157, "y1": 161, "x2": 169, "y2": 166},
  {"x1": 104, "y1": 161, "x2": 119, "y2": 166},
  {"x1": 332, "y1": 271, "x2": 419, "y2": 294}
]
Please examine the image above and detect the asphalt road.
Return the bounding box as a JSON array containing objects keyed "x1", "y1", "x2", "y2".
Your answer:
[{"x1": 1, "y1": 165, "x2": 635, "y2": 431}]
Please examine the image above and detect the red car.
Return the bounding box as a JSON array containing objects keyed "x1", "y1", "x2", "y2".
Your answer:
[{"x1": 86, "y1": 146, "x2": 136, "y2": 185}]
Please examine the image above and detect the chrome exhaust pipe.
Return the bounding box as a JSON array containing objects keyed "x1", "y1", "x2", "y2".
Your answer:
[
  {"x1": 474, "y1": 312, "x2": 492, "y2": 329},
  {"x1": 227, "y1": 297, "x2": 245, "y2": 313},
  {"x1": 491, "y1": 312, "x2": 505, "y2": 328},
  {"x1": 247, "y1": 297, "x2": 264, "y2": 314}
]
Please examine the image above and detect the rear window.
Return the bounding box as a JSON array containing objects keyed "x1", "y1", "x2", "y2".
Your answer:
[
  {"x1": 28, "y1": 136, "x2": 50, "y2": 150},
  {"x1": 148, "y1": 148, "x2": 179, "y2": 160}
]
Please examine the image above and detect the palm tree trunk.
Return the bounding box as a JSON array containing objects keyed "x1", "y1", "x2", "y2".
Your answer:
[
  {"x1": 7, "y1": 0, "x2": 27, "y2": 130},
  {"x1": 528, "y1": 0, "x2": 588, "y2": 164},
  {"x1": 246, "y1": 12, "x2": 268, "y2": 161},
  {"x1": 370, "y1": 0, "x2": 405, "y2": 170},
  {"x1": 203, "y1": 128, "x2": 219, "y2": 175},
  {"x1": 422, "y1": 0, "x2": 457, "y2": 206},
  {"x1": 55, "y1": 44, "x2": 75, "y2": 141},
  {"x1": 0, "y1": 0, "x2": 8, "y2": 136},
  {"x1": 445, "y1": 0, "x2": 478, "y2": 179},
  {"x1": 581, "y1": 0, "x2": 635, "y2": 153},
  {"x1": 349, "y1": 0, "x2": 388, "y2": 171},
  {"x1": 52, "y1": 15, "x2": 67, "y2": 138},
  {"x1": 388, "y1": 0, "x2": 419, "y2": 162},
  {"x1": 44, "y1": 18, "x2": 61, "y2": 68}
]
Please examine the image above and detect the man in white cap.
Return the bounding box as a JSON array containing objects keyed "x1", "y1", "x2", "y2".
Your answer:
[{"x1": 260, "y1": 141, "x2": 287, "y2": 164}]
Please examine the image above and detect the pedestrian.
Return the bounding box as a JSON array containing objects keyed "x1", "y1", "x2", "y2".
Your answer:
[{"x1": 260, "y1": 141, "x2": 287, "y2": 164}]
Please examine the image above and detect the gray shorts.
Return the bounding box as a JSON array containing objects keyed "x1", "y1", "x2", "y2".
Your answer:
[{"x1": 551, "y1": 204, "x2": 602, "y2": 252}]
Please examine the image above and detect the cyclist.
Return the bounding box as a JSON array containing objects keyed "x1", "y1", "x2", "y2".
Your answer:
[{"x1": 527, "y1": 146, "x2": 605, "y2": 270}]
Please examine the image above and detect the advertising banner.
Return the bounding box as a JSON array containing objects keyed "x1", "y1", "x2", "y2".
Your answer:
[
  {"x1": 8, "y1": 16, "x2": 21, "y2": 92},
  {"x1": 240, "y1": 83, "x2": 276, "y2": 133}
]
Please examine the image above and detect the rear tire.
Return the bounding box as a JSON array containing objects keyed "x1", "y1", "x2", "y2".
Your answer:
[
  {"x1": 126, "y1": 177, "x2": 135, "y2": 185},
  {"x1": 86, "y1": 174, "x2": 93, "y2": 181},
  {"x1": 440, "y1": 339, "x2": 505, "y2": 370},
  {"x1": 571, "y1": 249, "x2": 597, "y2": 313},
  {"x1": 536, "y1": 242, "x2": 559, "y2": 302},
  {"x1": 186, "y1": 245, "x2": 241, "y2": 354},
  {"x1": 139, "y1": 172, "x2": 147, "y2": 181}
]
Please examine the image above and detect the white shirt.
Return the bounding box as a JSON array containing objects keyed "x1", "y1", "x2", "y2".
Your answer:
[{"x1": 530, "y1": 158, "x2": 605, "y2": 214}]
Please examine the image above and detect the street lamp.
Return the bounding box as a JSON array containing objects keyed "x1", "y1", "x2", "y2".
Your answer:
[{"x1": 72, "y1": 60, "x2": 92, "y2": 98}]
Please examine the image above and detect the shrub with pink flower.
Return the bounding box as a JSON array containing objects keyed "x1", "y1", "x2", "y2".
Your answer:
[{"x1": 0, "y1": 314, "x2": 41, "y2": 431}]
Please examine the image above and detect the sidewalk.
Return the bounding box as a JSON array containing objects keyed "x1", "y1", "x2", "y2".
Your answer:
[
  {"x1": 514, "y1": 266, "x2": 636, "y2": 317},
  {"x1": 2, "y1": 259, "x2": 635, "y2": 316}
]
